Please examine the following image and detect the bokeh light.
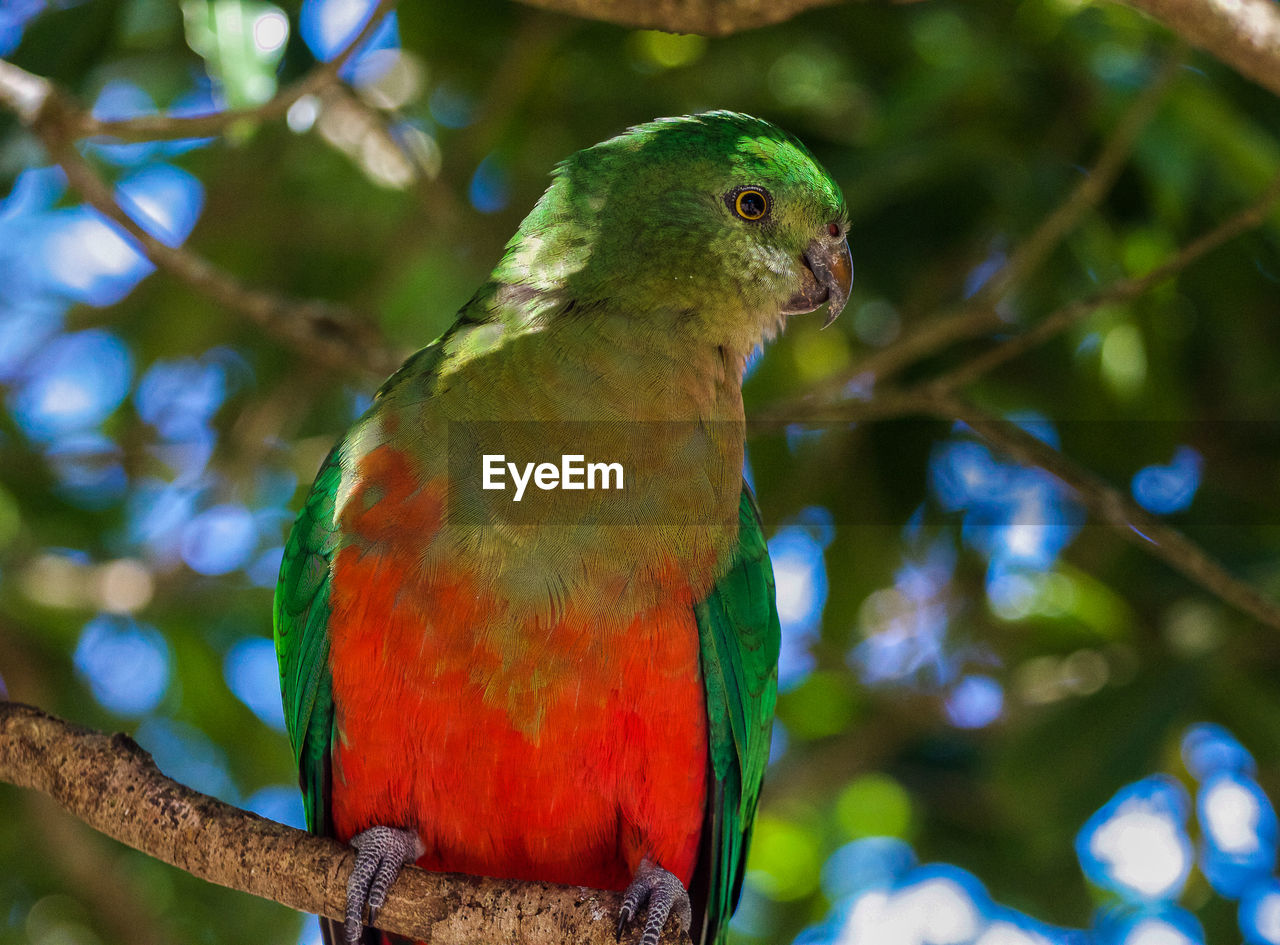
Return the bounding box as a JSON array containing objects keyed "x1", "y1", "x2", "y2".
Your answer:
[
  {"x1": 225, "y1": 637, "x2": 289, "y2": 731},
  {"x1": 181, "y1": 504, "x2": 260, "y2": 575},
  {"x1": 1239, "y1": 879, "x2": 1280, "y2": 945},
  {"x1": 1182, "y1": 723, "x2": 1256, "y2": 780},
  {"x1": 0, "y1": 0, "x2": 46, "y2": 55},
  {"x1": 1076, "y1": 776, "x2": 1192, "y2": 903},
  {"x1": 245, "y1": 785, "x2": 306, "y2": 829},
  {"x1": 1131, "y1": 447, "x2": 1202, "y2": 515},
  {"x1": 469, "y1": 154, "x2": 510, "y2": 214},
  {"x1": 853, "y1": 538, "x2": 955, "y2": 686},
  {"x1": 801, "y1": 724, "x2": 1280, "y2": 945},
  {"x1": 769, "y1": 519, "x2": 831, "y2": 689},
  {"x1": 1093, "y1": 908, "x2": 1203, "y2": 945},
  {"x1": 45, "y1": 432, "x2": 128, "y2": 508},
  {"x1": 9, "y1": 330, "x2": 132, "y2": 441},
  {"x1": 1197, "y1": 772, "x2": 1278, "y2": 896},
  {"x1": 944, "y1": 675, "x2": 1004, "y2": 729},
  {"x1": 90, "y1": 80, "x2": 159, "y2": 166},
  {"x1": 133, "y1": 717, "x2": 237, "y2": 803},
  {"x1": 930, "y1": 416, "x2": 1082, "y2": 592},
  {"x1": 300, "y1": 0, "x2": 400, "y2": 83},
  {"x1": 73, "y1": 614, "x2": 171, "y2": 715}
]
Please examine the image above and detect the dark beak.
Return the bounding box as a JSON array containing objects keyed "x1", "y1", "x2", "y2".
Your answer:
[{"x1": 782, "y1": 237, "x2": 854, "y2": 328}]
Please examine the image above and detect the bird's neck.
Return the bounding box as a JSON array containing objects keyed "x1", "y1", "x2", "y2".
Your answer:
[{"x1": 555, "y1": 311, "x2": 751, "y2": 423}]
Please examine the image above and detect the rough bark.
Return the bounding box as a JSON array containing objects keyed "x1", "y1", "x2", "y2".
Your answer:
[
  {"x1": 0, "y1": 702, "x2": 684, "y2": 945},
  {"x1": 514, "y1": 0, "x2": 1280, "y2": 100},
  {"x1": 1124, "y1": 0, "x2": 1280, "y2": 98},
  {"x1": 515, "y1": 0, "x2": 845, "y2": 36}
]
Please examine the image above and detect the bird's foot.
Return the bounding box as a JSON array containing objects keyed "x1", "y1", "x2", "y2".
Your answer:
[
  {"x1": 616, "y1": 859, "x2": 693, "y2": 945},
  {"x1": 344, "y1": 825, "x2": 424, "y2": 945}
]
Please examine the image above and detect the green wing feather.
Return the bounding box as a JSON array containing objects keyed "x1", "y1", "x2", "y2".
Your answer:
[
  {"x1": 272, "y1": 340, "x2": 448, "y2": 838},
  {"x1": 694, "y1": 484, "x2": 782, "y2": 945},
  {"x1": 273, "y1": 448, "x2": 342, "y2": 835}
]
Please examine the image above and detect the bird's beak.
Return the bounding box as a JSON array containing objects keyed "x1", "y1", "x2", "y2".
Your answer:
[{"x1": 782, "y1": 236, "x2": 854, "y2": 328}]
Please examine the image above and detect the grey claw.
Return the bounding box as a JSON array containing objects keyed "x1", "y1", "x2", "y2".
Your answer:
[
  {"x1": 618, "y1": 860, "x2": 692, "y2": 945},
  {"x1": 344, "y1": 825, "x2": 423, "y2": 945}
]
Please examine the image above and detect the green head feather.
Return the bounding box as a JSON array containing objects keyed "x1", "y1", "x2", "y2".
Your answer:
[{"x1": 491, "y1": 111, "x2": 851, "y2": 356}]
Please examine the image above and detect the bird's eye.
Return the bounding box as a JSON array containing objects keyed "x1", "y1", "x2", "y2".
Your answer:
[{"x1": 728, "y1": 187, "x2": 770, "y2": 222}]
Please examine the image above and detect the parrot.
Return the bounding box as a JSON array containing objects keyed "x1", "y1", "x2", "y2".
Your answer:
[{"x1": 273, "y1": 111, "x2": 852, "y2": 945}]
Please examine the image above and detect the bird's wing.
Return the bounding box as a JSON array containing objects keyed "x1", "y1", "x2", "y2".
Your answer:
[
  {"x1": 273, "y1": 335, "x2": 452, "y2": 837},
  {"x1": 693, "y1": 483, "x2": 782, "y2": 945},
  {"x1": 274, "y1": 445, "x2": 342, "y2": 836}
]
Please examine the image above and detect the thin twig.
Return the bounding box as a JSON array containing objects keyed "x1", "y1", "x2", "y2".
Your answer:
[
  {"x1": 755, "y1": 385, "x2": 1280, "y2": 634},
  {"x1": 772, "y1": 57, "x2": 1184, "y2": 419},
  {"x1": 44, "y1": 98, "x2": 399, "y2": 374},
  {"x1": 0, "y1": 57, "x2": 403, "y2": 376},
  {"x1": 927, "y1": 170, "x2": 1280, "y2": 395},
  {"x1": 79, "y1": 0, "x2": 401, "y2": 143},
  {"x1": 971, "y1": 47, "x2": 1187, "y2": 308},
  {"x1": 927, "y1": 395, "x2": 1280, "y2": 634}
]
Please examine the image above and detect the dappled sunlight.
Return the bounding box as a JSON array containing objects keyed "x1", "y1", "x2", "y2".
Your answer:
[
  {"x1": 1130, "y1": 447, "x2": 1202, "y2": 516},
  {"x1": 73, "y1": 615, "x2": 171, "y2": 716},
  {"x1": 301, "y1": 0, "x2": 399, "y2": 83},
  {"x1": 1076, "y1": 778, "x2": 1192, "y2": 902},
  {"x1": 769, "y1": 511, "x2": 834, "y2": 690},
  {"x1": 798, "y1": 725, "x2": 1280, "y2": 945},
  {"x1": 133, "y1": 717, "x2": 237, "y2": 803},
  {"x1": 225, "y1": 638, "x2": 289, "y2": 732}
]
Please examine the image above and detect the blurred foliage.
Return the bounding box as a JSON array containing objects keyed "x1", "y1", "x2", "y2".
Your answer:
[{"x1": 2, "y1": 1, "x2": 1280, "y2": 944}]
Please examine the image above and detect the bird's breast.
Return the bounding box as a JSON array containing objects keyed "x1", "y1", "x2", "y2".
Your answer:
[{"x1": 326, "y1": 442, "x2": 710, "y2": 888}]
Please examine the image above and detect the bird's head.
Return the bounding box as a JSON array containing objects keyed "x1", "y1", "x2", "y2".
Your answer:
[{"x1": 495, "y1": 111, "x2": 852, "y2": 356}]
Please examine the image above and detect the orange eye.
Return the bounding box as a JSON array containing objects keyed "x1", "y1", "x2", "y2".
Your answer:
[{"x1": 730, "y1": 187, "x2": 769, "y2": 221}]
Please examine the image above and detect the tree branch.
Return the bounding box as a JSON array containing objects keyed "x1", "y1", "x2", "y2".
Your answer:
[
  {"x1": 0, "y1": 56, "x2": 50, "y2": 122},
  {"x1": 969, "y1": 48, "x2": 1187, "y2": 310},
  {"x1": 763, "y1": 55, "x2": 1184, "y2": 424},
  {"x1": 926, "y1": 395, "x2": 1280, "y2": 634},
  {"x1": 512, "y1": 0, "x2": 845, "y2": 37},
  {"x1": 506, "y1": 0, "x2": 1280, "y2": 101},
  {"x1": 0, "y1": 0, "x2": 408, "y2": 375},
  {"x1": 0, "y1": 701, "x2": 684, "y2": 945},
  {"x1": 759, "y1": 386, "x2": 1280, "y2": 633},
  {"x1": 80, "y1": 0, "x2": 401, "y2": 143},
  {"x1": 926, "y1": 169, "x2": 1280, "y2": 396},
  {"x1": 759, "y1": 154, "x2": 1280, "y2": 429},
  {"x1": 1123, "y1": 0, "x2": 1280, "y2": 98},
  {"x1": 0, "y1": 58, "x2": 402, "y2": 376}
]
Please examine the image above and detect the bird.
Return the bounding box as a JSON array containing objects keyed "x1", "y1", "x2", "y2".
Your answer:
[{"x1": 273, "y1": 110, "x2": 852, "y2": 945}]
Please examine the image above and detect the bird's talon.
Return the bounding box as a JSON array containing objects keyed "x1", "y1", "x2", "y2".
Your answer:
[
  {"x1": 343, "y1": 825, "x2": 422, "y2": 945},
  {"x1": 618, "y1": 860, "x2": 691, "y2": 945},
  {"x1": 617, "y1": 900, "x2": 636, "y2": 939}
]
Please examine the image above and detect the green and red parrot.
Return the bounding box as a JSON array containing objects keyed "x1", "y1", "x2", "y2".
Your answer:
[{"x1": 274, "y1": 111, "x2": 852, "y2": 945}]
